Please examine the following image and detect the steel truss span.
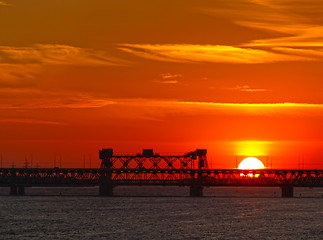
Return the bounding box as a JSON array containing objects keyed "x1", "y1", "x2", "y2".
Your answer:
[
  {"x1": 0, "y1": 148, "x2": 322, "y2": 197},
  {"x1": 0, "y1": 168, "x2": 322, "y2": 187}
]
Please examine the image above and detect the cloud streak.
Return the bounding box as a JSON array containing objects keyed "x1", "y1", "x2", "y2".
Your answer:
[
  {"x1": 2, "y1": 90, "x2": 323, "y2": 115},
  {"x1": 0, "y1": 118, "x2": 63, "y2": 125},
  {"x1": 105, "y1": 99, "x2": 323, "y2": 120},
  {"x1": 0, "y1": 1, "x2": 9, "y2": 6},
  {"x1": 161, "y1": 73, "x2": 183, "y2": 80},
  {"x1": 0, "y1": 44, "x2": 124, "y2": 81},
  {"x1": 153, "y1": 73, "x2": 183, "y2": 84},
  {"x1": 0, "y1": 93, "x2": 116, "y2": 109},
  {"x1": 231, "y1": 85, "x2": 268, "y2": 92},
  {"x1": 242, "y1": 24, "x2": 323, "y2": 48},
  {"x1": 117, "y1": 1, "x2": 323, "y2": 64},
  {"x1": 166, "y1": 0, "x2": 323, "y2": 64},
  {"x1": 89, "y1": 98, "x2": 323, "y2": 116},
  {"x1": 118, "y1": 44, "x2": 310, "y2": 64},
  {"x1": 0, "y1": 44, "x2": 122, "y2": 66},
  {"x1": 123, "y1": 99, "x2": 323, "y2": 109},
  {"x1": 234, "y1": 1, "x2": 323, "y2": 58}
]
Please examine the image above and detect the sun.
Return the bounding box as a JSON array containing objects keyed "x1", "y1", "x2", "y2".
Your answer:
[{"x1": 238, "y1": 157, "x2": 265, "y2": 170}]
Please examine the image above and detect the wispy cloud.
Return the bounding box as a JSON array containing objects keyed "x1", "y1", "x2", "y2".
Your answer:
[
  {"x1": 247, "y1": 0, "x2": 293, "y2": 9},
  {"x1": 148, "y1": 100, "x2": 323, "y2": 118},
  {"x1": 154, "y1": 73, "x2": 183, "y2": 84},
  {"x1": 155, "y1": 79, "x2": 179, "y2": 84},
  {"x1": 161, "y1": 73, "x2": 183, "y2": 80},
  {"x1": 3, "y1": 90, "x2": 322, "y2": 114},
  {"x1": 237, "y1": 1, "x2": 323, "y2": 58},
  {"x1": 248, "y1": 0, "x2": 323, "y2": 10},
  {"x1": 0, "y1": 44, "x2": 124, "y2": 81},
  {"x1": 199, "y1": 0, "x2": 323, "y2": 62},
  {"x1": 122, "y1": 99, "x2": 323, "y2": 109},
  {"x1": 0, "y1": 44, "x2": 122, "y2": 66},
  {"x1": 242, "y1": 24, "x2": 323, "y2": 48},
  {"x1": 272, "y1": 47, "x2": 323, "y2": 58},
  {"x1": 231, "y1": 85, "x2": 268, "y2": 92},
  {"x1": 0, "y1": 93, "x2": 116, "y2": 109},
  {"x1": 168, "y1": 101, "x2": 323, "y2": 109},
  {"x1": 0, "y1": 1, "x2": 9, "y2": 7},
  {"x1": 118, "y1": 44, "x2": 310, "y2": 64},
  {"x1": 88, "y1": 98, "x2": 323, "y2": 117},
  {"x1": 104, "y1": 99, "x2": 323, "y2": 120},
  {"x1": 2, "y1": 94, "x2": 322, "y2": 124},
  {"x1": 0, "y1": 64, "x2": 40, "y2": 82},
  {"x1": 0, "y1": 118, "x2": 63, "y2": 125}
]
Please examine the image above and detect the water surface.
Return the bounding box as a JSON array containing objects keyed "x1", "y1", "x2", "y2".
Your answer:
[{"x1": 1, "y1": 187, "x2": 322, "y2": 239}]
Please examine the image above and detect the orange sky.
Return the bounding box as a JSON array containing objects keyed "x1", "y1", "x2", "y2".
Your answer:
[{"x1": 0, "y1": 0, "x2": 323, "y2": 168}]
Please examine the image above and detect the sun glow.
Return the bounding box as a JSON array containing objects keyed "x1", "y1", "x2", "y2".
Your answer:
[
  {"x1": 234, "y1": 141, "x2": 271, "y2": 157},
  {"x1": 238, "y1": 157, "x2": 265, "y2": 169},
  {"x1": 238, "y1": 157, "x2": 265, "y2": 177}
]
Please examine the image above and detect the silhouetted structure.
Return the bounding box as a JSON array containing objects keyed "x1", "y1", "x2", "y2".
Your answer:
[
  {"x1": 0, "y1": 149, "x2": 322, "y2": 197},
  {"x1": 99, "y1": 148, "x2": 208, "y2": 196}
]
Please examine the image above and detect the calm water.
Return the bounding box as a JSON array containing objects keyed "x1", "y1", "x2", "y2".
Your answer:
[{"x1": 1, "y1": 187, "x2": 322, "y2": 239}]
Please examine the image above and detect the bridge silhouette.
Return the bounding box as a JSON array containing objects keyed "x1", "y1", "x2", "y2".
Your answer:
[{"x1": 1, "y1": 149, "x2": 322, "y2": 197}]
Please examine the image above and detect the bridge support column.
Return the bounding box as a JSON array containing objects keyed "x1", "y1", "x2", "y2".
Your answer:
[
  {"x1": 10, "y1": 185, "x2": 17, "y2": 196},
  {"x1": 190, "y1": 183, "x2": 203, "y2": 197},
  {"x1": 99, "y1": 149, "x2": 114, "y2": 196},
  {"x1": 99, "y1": 182, "x2": 113, "y2": 196},
  {"x1": 281, "y1": 185, "x2": 294, "y2": 198},
  {"x1": 10, "y1": 185, "x2": 25, "y2": 196},
  {"x1": 18, "y1": 185, "x2": 25, "y2": 196},
  {"x1": 189, "y1": 149, "x2": 207, "y2": 197}
]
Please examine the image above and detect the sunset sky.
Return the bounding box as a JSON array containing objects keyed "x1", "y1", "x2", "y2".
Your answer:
[{"x1": 0, "y1": 0, "x2": 323, "y2": 168}]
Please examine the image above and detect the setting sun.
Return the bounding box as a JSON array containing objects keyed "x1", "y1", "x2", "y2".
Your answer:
[{"x1": 238, "y1": 157, "x2": 265, "y2": 170}]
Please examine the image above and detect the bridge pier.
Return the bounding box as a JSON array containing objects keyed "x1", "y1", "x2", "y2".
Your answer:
[
  {"x1": 190, "y1": 183, "x2": 203, "y2": 197},
  {"x1": 99, "y1": 182, "x2": 113, "y2": 196},
  {"x1": 281, "y1": 185, "x2": 294, "y2": 198},
  {"x1": 99, "y1": 149, "x2": 114, "y2": 196},
  {"x1": 10, "y1": 185, "x2": 17, "y2": 195},
  {"x1": 18, "y1": 185, "x2": 25, "y2": 195},
  {"x1": 190, "y1": 185, "x2": 203, "y2": 197},
  {"x1": 10, "y1": 185, "x2": 25, "y2": 196},
  {"x1": 189, "y1": 149, "x2": 207, "y2": 197}
]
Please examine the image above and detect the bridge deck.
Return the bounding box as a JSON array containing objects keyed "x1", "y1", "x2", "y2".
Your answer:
[{"x1": 1, "y1": 168, "x2": 322, "y2": 187}]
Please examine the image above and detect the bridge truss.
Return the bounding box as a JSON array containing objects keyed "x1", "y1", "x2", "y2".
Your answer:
[
  {"x1": 0, "y1": 168, "x2": 322, "y2": 187},
  {"x1": 0, "y1": 149, "x2": 322, "y2": 197}
]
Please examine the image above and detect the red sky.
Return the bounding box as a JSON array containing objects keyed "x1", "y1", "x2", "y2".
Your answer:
[{"x1": 0, "y1": 0, "x2": 323, "y2": 168}]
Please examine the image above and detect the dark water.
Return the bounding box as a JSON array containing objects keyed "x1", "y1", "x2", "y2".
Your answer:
[{"x1": 1, "y1": 187, "x2": 322, "y2": 239}]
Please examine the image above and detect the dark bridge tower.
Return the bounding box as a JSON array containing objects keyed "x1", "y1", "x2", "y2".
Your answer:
[
  {"x1": 190, "y1": 149, "x2": 207, "y2": 197},
  {"x1": 99, "y1": 149, "x2": 114, "y2": 196}
]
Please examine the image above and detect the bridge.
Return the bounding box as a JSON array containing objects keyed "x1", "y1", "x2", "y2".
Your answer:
[{"x1": 0, "y1": 149, "x2": 322, "y2": 197}]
